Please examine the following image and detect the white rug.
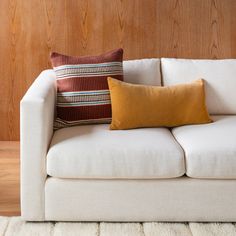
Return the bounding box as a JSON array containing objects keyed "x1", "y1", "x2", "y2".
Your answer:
[{"x1": 1, "y1": 217, "x2": 236, "y2": 236}]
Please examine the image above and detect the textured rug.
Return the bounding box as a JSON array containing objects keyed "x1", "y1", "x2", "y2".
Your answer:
[{"x1": 1, "y1": 217, "x2": 236, "y2": 236}]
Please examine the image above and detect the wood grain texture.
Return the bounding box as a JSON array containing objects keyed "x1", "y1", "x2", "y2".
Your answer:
[
  {"x1": 0, "y1": 0, "x2": 236, "y2": 140},
  {"x1": 0, "y1": 141, "x2": 20, "y2": 216}
]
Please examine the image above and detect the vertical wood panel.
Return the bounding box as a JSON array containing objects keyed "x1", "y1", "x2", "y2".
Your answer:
[
  {"x1": 0, "y1": 0, "x2": 236, "y2": 140},
  {"x1": 0, "y1": 0, "x2": 10, "y2": 140}
]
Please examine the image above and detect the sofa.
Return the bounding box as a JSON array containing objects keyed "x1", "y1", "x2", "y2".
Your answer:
[{"x1": 20, "y1": 58, "x2": 236, "y2": 222}]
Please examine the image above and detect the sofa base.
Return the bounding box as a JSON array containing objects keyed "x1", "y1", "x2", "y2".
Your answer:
[{"x1": 43, "y1": 176, "x2": 236, "y2": 222}]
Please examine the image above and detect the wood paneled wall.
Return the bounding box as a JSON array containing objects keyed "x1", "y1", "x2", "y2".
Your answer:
[{"x1": 0, "y1": 0, "x2": 236, "y2": 140}]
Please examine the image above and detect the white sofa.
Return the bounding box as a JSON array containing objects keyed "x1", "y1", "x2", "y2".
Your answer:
[{"x1": 20, "y1": 58, "x2": 236, "y2": 222}]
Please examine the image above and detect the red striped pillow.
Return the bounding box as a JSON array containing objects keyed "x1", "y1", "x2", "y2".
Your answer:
[{"x1": 50, "y1": 48, "x2": 123, "y2": 129}]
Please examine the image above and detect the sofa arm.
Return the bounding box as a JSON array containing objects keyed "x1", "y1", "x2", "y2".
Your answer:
[{"x1": 20, "y1": 70, "x2": 56, "y2": 220}]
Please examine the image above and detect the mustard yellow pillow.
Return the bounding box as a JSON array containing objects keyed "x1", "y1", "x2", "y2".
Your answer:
[{"x1": 108, "y1": 77, "x2": 212, "y2": 130}]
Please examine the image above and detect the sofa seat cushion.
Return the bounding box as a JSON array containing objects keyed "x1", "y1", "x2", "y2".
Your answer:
[
  {"x1": 172, "y1": 116, "x2": 236, "y2": 179},
  {"x1": 47, "y1": 124, "x2": 185, "y2": 179}
]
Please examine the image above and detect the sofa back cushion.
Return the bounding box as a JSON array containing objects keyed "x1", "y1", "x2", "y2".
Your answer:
[
  {"x1": 124, "y1": 58, "x2": 161, "y2": 85},
  {"x1": 161, "y1": 58, "x2": 236, "y2": 114}
]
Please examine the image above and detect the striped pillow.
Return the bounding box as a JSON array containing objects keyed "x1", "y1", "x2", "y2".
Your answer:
[{"x1": 50, "y1": 48, "x2": 123, "y2": 129}]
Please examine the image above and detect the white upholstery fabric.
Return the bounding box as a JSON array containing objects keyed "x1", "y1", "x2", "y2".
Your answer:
[
  {"x1": 172, "y1": 116, "x2": 236, "y2": 179},
  {"x1": 45, "y1": 177, "x2": 236, "y2": 222},
  {"x1": 20, "y1": 70, "x2": 56, "y2": 220},
  {"x1": 21, "y1": 66, "x2": 236, "y2": 222},
  {"x1": 123, "y1": 59, "x2": 161, "y2": 85},
  {"x1": 161, "y1": 58, "x2": 236, "y2": 114},
  {"x1": 47, "y1": 125, "x2": 184, "y2": 179}
]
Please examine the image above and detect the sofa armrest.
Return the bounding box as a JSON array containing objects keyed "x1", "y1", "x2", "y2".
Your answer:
[{"x1": 20, "y1": 70, "x2": 56, "y2": 220}]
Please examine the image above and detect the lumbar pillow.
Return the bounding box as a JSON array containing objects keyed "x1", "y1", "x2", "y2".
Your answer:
[
  {"x1": 108, "y1": 77, "x2": 212, "y2": 130},
  {"x1": 50, "y1": 48, "x2": 123, "y2": 129}
]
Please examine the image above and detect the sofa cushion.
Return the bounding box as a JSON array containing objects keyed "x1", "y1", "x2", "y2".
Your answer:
[
  {"x1": 123, "y1": 58, "x2": 161, "y2": 85},
  {"x1": 172, "y1": 116, "x2": 236, "y2": 179},
  {"x1": 161, "y1": 58, "x2": 236, "y2": 114},
  {"x1": 47, "y1": 125, "x2": 185, "y2": 179}
]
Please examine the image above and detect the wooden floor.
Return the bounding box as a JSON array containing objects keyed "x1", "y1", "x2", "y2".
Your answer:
[{"x1": 0, "y1": 141, "x2": 20, "y2": 216}]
